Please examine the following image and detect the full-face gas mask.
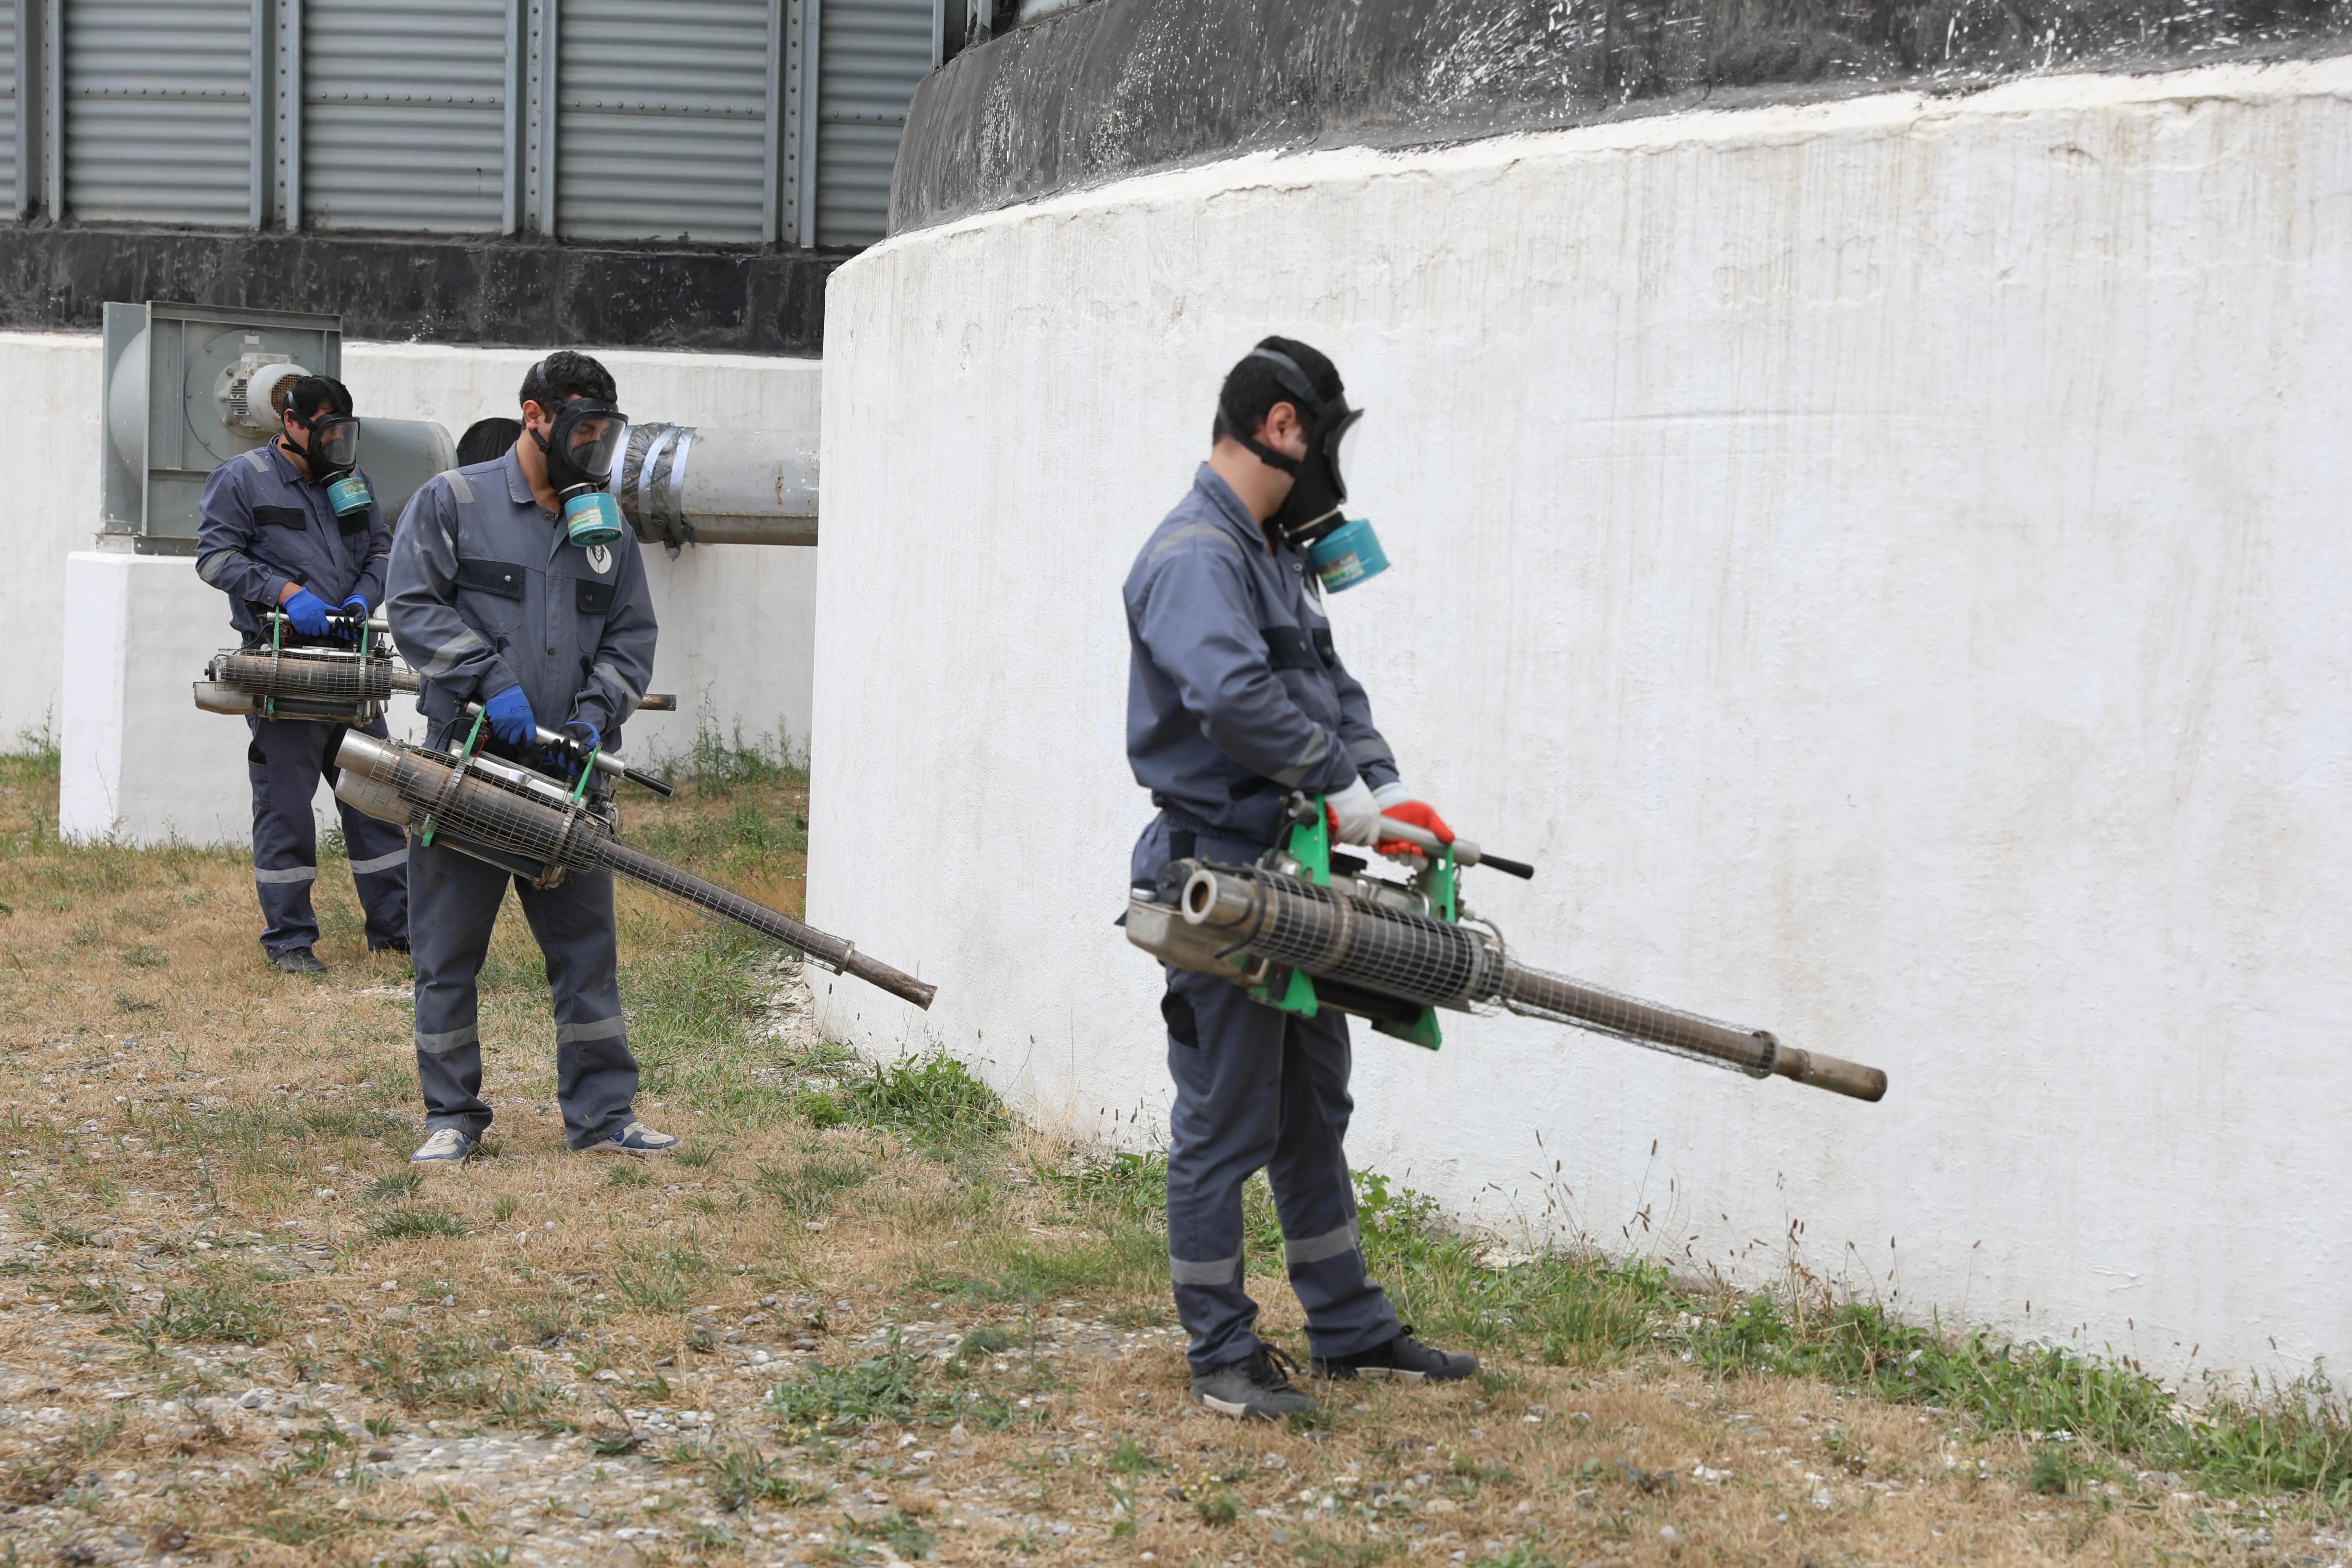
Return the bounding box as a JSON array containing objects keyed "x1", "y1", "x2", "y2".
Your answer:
[
  {"x1": 533, "y1": 397, "x2": 630, "y2": 547},
  {"x1": 288, "y1": 410, "x2": 372, "y2": 519},
  {"x1": 1215, "y1": 347, "x2": 1388, "y2": 592}
]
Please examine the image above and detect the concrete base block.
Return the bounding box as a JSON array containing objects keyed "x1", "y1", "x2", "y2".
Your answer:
[
  {"x1": 57, "y1": 551, "x2": 392, "y2": 846},
  {"x1": 61, "y1": 551, "x2": 251, "y2": 845}
]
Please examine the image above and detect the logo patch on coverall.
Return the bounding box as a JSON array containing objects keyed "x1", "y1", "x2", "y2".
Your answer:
[{"x1": 584, "y1": 544, "x2": 614, "y2": 575}]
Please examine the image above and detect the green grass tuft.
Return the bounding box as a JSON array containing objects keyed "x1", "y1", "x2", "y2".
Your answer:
[
  {"x1": 846, "y1": 1053, "x2": 1009, "y2": 1152},
  {"x1": 766, "y1": 1333, "x2": 943, "y2": 1436},
  {"x1": 369, "y1": 1206, "x2": 468, "y2": 1242}
]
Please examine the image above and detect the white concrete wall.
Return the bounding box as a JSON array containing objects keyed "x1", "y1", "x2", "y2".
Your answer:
[
  {"x1": 809, "y1": 59, "x2": 2352, "y2": 1383},
  {"x1": 0, "y1": 335, "x2": 104, "y2": 752},
  {"x1": 8, "y1": 338, "x2": 820, "y2": 841}
]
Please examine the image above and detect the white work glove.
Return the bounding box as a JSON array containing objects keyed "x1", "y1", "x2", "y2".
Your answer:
[{"x1": 1324, "y1": 776, "x2": 1384, "y2": 846}]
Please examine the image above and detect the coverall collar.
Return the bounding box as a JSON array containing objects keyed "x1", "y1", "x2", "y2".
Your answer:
[
  {"x1": 501, "y1": 444, "x2": 542, "y2": 511},
  {"x1": 261, "y1": 437, "x2": 315, "y2": 488},
  {"x1": 1193, "y1": 463, "x2": 1284, "y2": 557}
]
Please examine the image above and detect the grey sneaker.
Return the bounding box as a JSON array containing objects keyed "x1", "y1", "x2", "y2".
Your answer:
[
  {"x1": 1310, "y1": 1326, "x2": 1478, "y2": 1383},
  {"x1": 272, "y1": 946, "x2": 327, "y2": 975},
  {"x1": 586, "y1": 1121, "x2": 679, "y2": 1154},
  {"x1": 410, "y1": 1128, "x2": 472, "y2": 1164},
  {"x1": 1190, "y1": 1346, "x2": 1317, "y2": 1420}
]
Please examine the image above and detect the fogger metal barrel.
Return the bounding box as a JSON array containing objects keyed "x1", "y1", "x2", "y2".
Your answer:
[
  {"x1": 332, "y1": 731, "x2": 934, "y2": 1011},
  {"x1": 1164, "y1": 860, "x2": 1885, "y2": 1101},
  {"x1": 196, "y1": 637, "x2": 677, "y2": 722}
]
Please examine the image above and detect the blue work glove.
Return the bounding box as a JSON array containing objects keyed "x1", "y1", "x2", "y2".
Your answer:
[
  {"x1": 482, "y1": 684, "x2": 538, "y2": 748},
  {"x1": 337, "y1": 593, "x2": 370, "y2": 640},
  {"x1": 551, "y1": 720, "x2": 601, "y2": 780},
  {"x1": 281, "y1": 588, "x2": 334, "y2": 638}
]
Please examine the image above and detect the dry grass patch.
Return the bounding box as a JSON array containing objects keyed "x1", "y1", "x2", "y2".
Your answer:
[{"x1": 0, "y1": 739, "x2": 2343, "y2": 1568}]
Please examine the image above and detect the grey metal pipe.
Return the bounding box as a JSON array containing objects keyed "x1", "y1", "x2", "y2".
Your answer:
[{"x1": 615, "y1": 422, "x2": 819, "y2": 551}]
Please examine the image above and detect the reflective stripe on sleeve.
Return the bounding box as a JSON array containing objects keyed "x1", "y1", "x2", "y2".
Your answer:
[
  {"x1": 1269, "y1": 727, "x2": 1331, "y2": 788},
  {"x1": 445, "y1": 470, "x2": 475, "y2": 504},
  {"x1": 420, "y1": 626, "x2": 488, "y2": 678},
  {"x1": 592, "y1": 661, "x2": 643, "y2": 719},
  {"x1": 1346, "y1": 735, "x2": 1393, "y2": 764},
  {"x1": 1149, "y1": 521, "x2": 1245, "y2": 562},
  {"x1": 195, "y1": 551, "x2": 236, "y2": 588}
]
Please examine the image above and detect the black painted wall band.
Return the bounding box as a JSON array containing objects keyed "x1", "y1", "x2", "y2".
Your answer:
[
  {"x1": 0, "y1": 225, "x2": 840, "y2": 355},
  {"x1": 897, "y1": 0, "x2": 2352, "y2": 233}
]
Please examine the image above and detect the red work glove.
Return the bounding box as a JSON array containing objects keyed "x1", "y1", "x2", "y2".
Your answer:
[{"x1": 1377, "y1": 799, "x2": 1454, "y2": 860}]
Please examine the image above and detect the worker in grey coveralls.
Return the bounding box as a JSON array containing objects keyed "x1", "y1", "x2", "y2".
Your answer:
[
  {"x1": 384, "y1": 351, "x2": 678, "y2": 1164},
  {"x1": 1125, "y1": 337, "x2": 1478, "y2": 1419},
  {"x1": 194, "y1": 374, "x2": 410, "y2": 975}
]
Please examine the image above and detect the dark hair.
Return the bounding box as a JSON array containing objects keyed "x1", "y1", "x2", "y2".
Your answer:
[
  {"x1": 456, "y1": 416, "x2": 523, "y2": 467},
  {"x1": 520, "y1": 350, "x2": 618, "y2": 413},
  {"x1": 276, "y1": 373, "x2": 353, "y2": 423},
  {"x1": 1213, "y1": 336, "x2": 1343, "y2": 445}
]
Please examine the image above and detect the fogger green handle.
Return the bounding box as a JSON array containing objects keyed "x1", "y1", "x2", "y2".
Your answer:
[
  {"x1": 458, "y1": 701, "x2": 675, "y2": 797},
  {"x1": 1375, "y1": 816, "x2": 1535, "y2": 880}
]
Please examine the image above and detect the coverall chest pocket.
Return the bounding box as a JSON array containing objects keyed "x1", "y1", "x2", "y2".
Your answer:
[
  {"x1": 454, "y1": 558, "x2": 528, "y2": 639},
  {"x1": 551, "y1": 572, "x2": 612, "y2": 663},
  {"x1": 1261, "y1": 621, "x2": 1340, "y2": 721}
]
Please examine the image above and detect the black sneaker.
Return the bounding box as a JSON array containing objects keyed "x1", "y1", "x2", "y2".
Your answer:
[
  {"x1": 1311, "y1": 1326, "x2": 1478, "y2": 1383},
  {"x1": 372, "y1": 938, "x2": 410, "y2": 955},
  {"x1": 1190, "y1": 1345, "x2": 1318, "y2": 1420},
  {"x1": 271, "y1": 946, "x2": 327, "y2": 975}
]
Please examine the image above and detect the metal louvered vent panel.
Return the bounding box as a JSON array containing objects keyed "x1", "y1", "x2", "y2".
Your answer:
[
  {"x1": 64, "y1": 0, "x2": 253, "y2": 223},
  {"x1": 0, "y1": 6, "x2": 18, "y2": 214},
  {"x1": 303, "y1": 0, "x2": 507, "y2": 232},
  {"x1": 556, "y1": 0, "x2": 771, "y2": 243},
  {"x1": 815, "y1": 0, "x2": 933, "y2": 248}
]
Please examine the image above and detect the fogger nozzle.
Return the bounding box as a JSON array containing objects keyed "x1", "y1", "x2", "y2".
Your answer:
[
  {"x1": 331, "y1": 731, "x2": 934, "y2": 1011},
  {"x1": 1159, "y1": 860, "x2": 1885, "y2": 1102}
]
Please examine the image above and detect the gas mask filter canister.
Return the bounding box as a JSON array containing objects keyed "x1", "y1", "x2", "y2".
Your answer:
[
  {"x1": 1308, "y1": 516, "x2": 1390, "y2": 592},
  {"x1": 326, "y1": 474, "x2": 373, "y2": 519}
]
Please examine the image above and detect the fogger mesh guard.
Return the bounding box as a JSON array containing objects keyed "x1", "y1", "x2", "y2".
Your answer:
[
  {"x1": 210, "y1": 646, "x2": 410, "y2": 706},
  {"x1": 1180, "y1": 862, "x2": 1504, "y2": 1009},
  {"x1": 1180, "y1": 861, "x2": 1784, "y2": 1081}
]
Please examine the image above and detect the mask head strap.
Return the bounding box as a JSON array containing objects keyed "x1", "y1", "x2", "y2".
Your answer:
[{"x1": 1214, "y1": 347, "x2": 1355, "y2": 477}]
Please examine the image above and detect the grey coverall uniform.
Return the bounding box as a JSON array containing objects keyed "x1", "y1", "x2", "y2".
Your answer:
[
  {"x1": 384, "y1": 449, "x2": 658, "y2": 1149},
  {"x1": 194, "y1": 443, "x2": 411, "y2": 958},
  {"x1": 1125, "y1": 463, "x2": 1408, "y2": 1373}
]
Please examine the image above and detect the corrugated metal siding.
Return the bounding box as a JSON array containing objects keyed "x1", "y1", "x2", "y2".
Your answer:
[
  {"x1": 555, "y1": 0, "x2": 770, "y2": 243},
  {"x1": 303, "y1": 0, "x2": 506, "y2": 232},
  {"x1": 64, "y1": 0, "x2": 253, "y2": 224},
  {"x1": 0, "y1": 7, "x2": 18, "y2": 215},
  {"x1": 815, "y1": 0, "x2": 932, "y2": 247}
]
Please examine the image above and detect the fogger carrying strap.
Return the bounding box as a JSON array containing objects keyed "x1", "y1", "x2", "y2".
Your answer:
[{"x1": 418, "y1": 709, "x2": 488, "y2": 848}]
